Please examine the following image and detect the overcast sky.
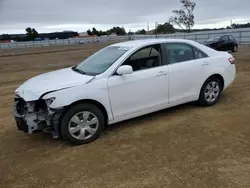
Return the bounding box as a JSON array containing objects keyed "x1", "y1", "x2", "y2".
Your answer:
[{"x1": 0, "y1": 0, "x2": 250, "y2": 34}]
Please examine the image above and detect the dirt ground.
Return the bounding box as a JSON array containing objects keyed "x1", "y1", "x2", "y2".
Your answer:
[{"x1": 0, "y1": 43, "x2": 250, "y2": 188}]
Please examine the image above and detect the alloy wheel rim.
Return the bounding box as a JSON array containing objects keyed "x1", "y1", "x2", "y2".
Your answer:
[
  {"x1": 204, "y1": 81, "x2": 220, "y2": 103},
  {"x1": 68, "y1": 111, "x2": 99, "y2": 140}
]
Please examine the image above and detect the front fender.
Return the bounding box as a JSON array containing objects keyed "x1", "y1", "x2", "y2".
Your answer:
[{"x1": 42, "y1": 83, "x2": 113, "y2": 121}]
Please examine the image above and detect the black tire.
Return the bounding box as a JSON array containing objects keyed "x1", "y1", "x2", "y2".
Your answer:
[
  {"x1": 199, "y1": 76, "x2": 222, "y2": 106},
  {"x1": 60, "y1": 103, "x2": 105, "y2": 145},
  {"x1": 232, "y1": 45, "x2": 238, "y2": 52}
]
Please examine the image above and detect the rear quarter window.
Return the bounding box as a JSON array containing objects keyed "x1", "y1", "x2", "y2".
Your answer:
[{"x1": 192, "y1": 47, "x2": 208, "y2": 59}]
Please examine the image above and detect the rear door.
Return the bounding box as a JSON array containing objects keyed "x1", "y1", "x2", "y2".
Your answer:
[
  {"x1": 220, "y1": 36, "x2": 230, "y2": 51},
  {"x1": 228, "y1": 35, "x2": 236, "y2": 49},
  {"x1": 163, "y1": 42, "x2": 210, "y2": 104}
]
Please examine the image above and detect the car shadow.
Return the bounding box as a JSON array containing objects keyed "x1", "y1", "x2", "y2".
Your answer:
[
  {"x1": 9, "y1": 94, "x2": 228, "y2": 147},
  {"x1": 104, "y1": 102, "x2": 197, "y2": 134}
]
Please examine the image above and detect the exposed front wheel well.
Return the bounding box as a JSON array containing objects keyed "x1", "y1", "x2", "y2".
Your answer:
[
  {"x1": 59, "y1": 101, "x2": 105, "y2": 145},
  {"x1": 60, "y1": 99, "x2": 109, "y2": 128},
  {"x1": 73, "y1": 100, "x2": 108, "y2": 125}
]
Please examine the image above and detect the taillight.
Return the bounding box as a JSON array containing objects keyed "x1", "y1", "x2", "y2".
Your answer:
[{"x1": 228, "y1": 57, "x2": 236, "y2": 64}]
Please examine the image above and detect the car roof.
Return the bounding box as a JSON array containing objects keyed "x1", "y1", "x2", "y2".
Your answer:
[
  {"x1": 110, "y1": 38, "x2": 219, "y2": 56},
  {"x1": 111, "y1": 39, "x2": 196, "y2": 48}
]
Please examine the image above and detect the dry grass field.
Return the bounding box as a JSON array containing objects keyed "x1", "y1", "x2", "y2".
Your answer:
[{"x1": 0, "y1": 43, "x2": 250, "y2": 188}]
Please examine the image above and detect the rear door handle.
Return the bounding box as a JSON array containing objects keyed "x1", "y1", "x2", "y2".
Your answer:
[
  {"x1": 202, "y1": 63, "x2": 209, "y2": 66},
  {"x1": 157, "y1": 71, "x2": 168, "y2": 76}
]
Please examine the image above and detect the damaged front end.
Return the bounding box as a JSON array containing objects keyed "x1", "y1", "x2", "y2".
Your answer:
[{"x1": 13, "y1": 95, "x2": 63, "y2": 138}]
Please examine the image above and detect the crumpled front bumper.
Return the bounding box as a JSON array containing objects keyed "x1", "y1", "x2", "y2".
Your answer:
[
  {"x1": 13, "y1": 96, "x2": 63, "y2": 138},
  {"x1": 13, "y1": 104, "x2": 44, "y2": 134},
  {"x1": 15, "y1": 116, "x2": 29, "y2": 132}
]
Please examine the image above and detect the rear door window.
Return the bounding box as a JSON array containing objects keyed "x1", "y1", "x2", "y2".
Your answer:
[
  {"x1": 229, "y1": 35, "x2": 235, "y2": 40},
  {"x1": 221, "y1": 36, "x2": 229, "y2": 41},
  {"x1": 163, "y1": 43, "x2": 195, "y2": 64}
]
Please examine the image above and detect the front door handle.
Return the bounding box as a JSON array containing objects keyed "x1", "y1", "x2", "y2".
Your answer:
[{"x1": 157, "y1": 71, "x2": 168, "y2": 76}]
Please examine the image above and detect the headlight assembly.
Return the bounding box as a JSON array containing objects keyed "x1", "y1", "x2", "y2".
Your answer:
[{"x1": 44, "y1": 97, "x2": 55, "y2": 107}]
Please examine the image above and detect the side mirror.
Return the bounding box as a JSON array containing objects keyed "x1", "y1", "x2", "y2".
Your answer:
[{"x1": 117, "y1": 65, "x2": 133, "y2": 75}]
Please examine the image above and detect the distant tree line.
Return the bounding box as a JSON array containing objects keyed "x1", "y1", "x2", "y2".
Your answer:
[
  {"x1": 0, "y1": 28, "x2": 79, "y2": 42},
  {"x1": 154, "y1": 23, "x2": 175, "y2": 34},
  {"x1": 2, "y1": 21, "x2": 250, "y2": 42},
  {"x1": 231, "y1": 23, "x2": 250, "y2": 29},
  {"x1": 85, "y1": 23, "x2": 175, "y2": 36},
  {"x1": 87, "y1": 26, "x2": 127, "y2": 36},
  {"x1": 136, "y1": 29, "x2": 147, "y2": 35}
]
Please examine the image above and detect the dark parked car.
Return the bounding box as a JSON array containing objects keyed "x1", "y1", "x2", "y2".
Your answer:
[{"x1": 204, "y1": 35, "x2": 238, "y2": 52}]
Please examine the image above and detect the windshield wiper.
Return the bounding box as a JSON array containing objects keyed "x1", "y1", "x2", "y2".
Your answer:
[{"x1": 72, "y1": 66, "x2": 86, "y2": 75}]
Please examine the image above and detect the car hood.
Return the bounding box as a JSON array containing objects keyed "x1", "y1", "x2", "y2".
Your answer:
[{"x1": 15, "y1": 67, "x2": 94, "y2": 101}]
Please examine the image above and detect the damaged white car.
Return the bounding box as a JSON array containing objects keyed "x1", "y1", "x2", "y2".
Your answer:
[{"x1": 14, "y1": 39, "x2": 236, "y2": 145}]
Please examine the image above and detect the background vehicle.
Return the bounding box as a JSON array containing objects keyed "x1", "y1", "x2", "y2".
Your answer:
[
  {"x1": 14, "y1": 39, "x2": 236, "y2": 145},
  {"x1": 204, "y1": 35, "x2": 238, "y2": 52}
]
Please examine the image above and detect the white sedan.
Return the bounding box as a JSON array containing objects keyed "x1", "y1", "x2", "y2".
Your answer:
[{"x1": 14, "y1": 39, "x2": 236, "y2": 145}]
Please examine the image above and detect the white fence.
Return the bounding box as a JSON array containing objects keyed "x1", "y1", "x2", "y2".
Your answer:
[
  {"x1": 134, "y1": 27, "x2": 250, "y2": 44},
  {"x1": 1, "y1": 27, "x2": 250, "y2": 49}
]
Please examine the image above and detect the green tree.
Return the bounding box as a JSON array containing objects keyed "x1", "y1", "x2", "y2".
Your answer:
[
  {"x1": 91, "y1": 27, "x2": 101, "y2": 36},
  {"x1": 99, "y1": 30, "x2": 103, "y2": 36},
  {"x1": 86, "y1": 26, "x2": 127, "y2": 36},
  {"x1": 32, "y1": 28, "x2": 39, "y2": 38},
  {"x1": 87, "y1": 29, "x2": 93, "y2": 35},
  {"x1": 136, "y1": 29, "x2": 147, "y2": 34},
  {"x1": 107, "y1": 27, "x2": 126, "y2": 35},
  {"x1": 25, "y1": 27, "x2": 32, "y2": 35},
  {"x1": 169, "y1": 0, "x2": 196, "y2": 32},
  {"x1": 154, "y1": 22, "x2": 175, "y2": 34},
  {"x1": 92, "y1": 27, "x2": 97, "y2": 35},
  {"x1": 128, "y1": 31, "x2": 134, "y2": 35},
  {"x1": 231, "y1": 23, "x2": 250, "y2": 29},
  {"x1": 0, "y1": 34, "x2": 10, "y2": 40},
  {"x1": 25, "y1": 27, "x2": 39, "y2": 40}
]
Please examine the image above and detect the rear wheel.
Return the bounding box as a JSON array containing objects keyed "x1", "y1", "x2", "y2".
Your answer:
[
  {"x1": 232, "y1": 45, "x2": 238, "y2": 52},
  {"x1": 199, "y1": 77, "x2": 222, "y2": 106},
  {"x1": 60, "y1": 103, "x2": 105, "y2": 145}
]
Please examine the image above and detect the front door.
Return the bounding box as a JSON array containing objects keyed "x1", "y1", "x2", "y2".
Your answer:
[{"x1": 107, "y1": 44, "x2": 169, "y2": 119}]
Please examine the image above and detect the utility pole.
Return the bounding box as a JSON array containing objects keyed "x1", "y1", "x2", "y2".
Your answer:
[
  {"x1": 147, "y1": 22, "x2": 149, "y2": 35},
  {"x1": 155, "y1": 22, "x2": 158, "y2": 38},
  {"x1": 129, "y1": 29, "x2": 132, "y2": 40}
]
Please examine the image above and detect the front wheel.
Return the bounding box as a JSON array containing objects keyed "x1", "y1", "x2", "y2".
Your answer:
[
  {"x1": 60, "y1": 103, "x2": 105, "y2": 145},
  {"x1": 199, "y1": 77, "x2": 222, "y2": 106}
]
